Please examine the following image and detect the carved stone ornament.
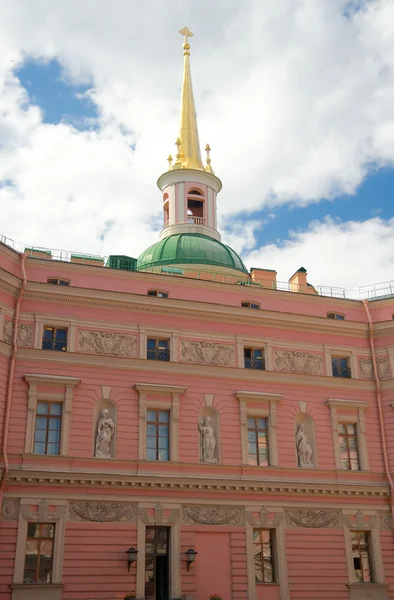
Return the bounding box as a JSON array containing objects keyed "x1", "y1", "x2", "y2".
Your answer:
[
  {"x1": 274, "y1": 351, "x2": 324, "y2": 375},
  {"x1": 182, "y1": 505, "x2": 242, "y2": 525},
  {"x1": 1, "y1": 501, "x2": 19, "y2": 520},
  {"x1": 3, "y1": 321, "x2": 33, "y2": 347},
  {"x1": 78, "y1": 330, "x2": 137, "y2": 357},
  {"x1": 359, "y1": 357, "x2": 390, "y2": 380},
  {"x1": 180, "y1": 341, "x2": 235, "y2": 367},
  {"x1": 285, "y1": 509, "x2": 340, "y2": 528},
  {"x1": 68, "y1": 502, "x2": 135, "y2": 522}
]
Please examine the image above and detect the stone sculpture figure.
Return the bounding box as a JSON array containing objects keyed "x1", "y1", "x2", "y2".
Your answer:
[
  {"x1": 296, "y1": 423, "x2": 314, "y2": 468},
  {"x1": 199, "y1": 417, "x2": 217, "y2": 463},
  {"x1": 95, "y1": 409, "x2": 115, "y2": 458}
]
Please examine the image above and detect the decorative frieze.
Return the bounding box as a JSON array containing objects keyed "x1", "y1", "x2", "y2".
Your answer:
[
  {"x1": 180, "y1": 341, "x2": 235, "y2": 366},
  {"x1": 1, "y1": 501, "x2": 19, "y2": 520},
  {"x1": 285, "y1": 509, "x2": 340, "y2": 528},
  {"x1": 274, "y1": 350, "x2": 324, "y2": 375},
  {"x1": 3, "y1": 321, "x2": 33, "y2": 347},
  {"x1": 379, "y1": 513, "x2": 393, "y2": 531},
  {"x1": 359, "y1": 357, "x2": 390, "y2": 380},
  {"x1": 182, "y1": 505, "x2": 242, "y2": 525},
  {"x1": 78, "y1": 330, "x2": 137, "y2": 357},
  {"x1": 68, "y1": 502, "x2": 135, "y2": 522}
]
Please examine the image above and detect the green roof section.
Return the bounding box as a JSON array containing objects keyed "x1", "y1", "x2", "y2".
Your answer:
[{"x1": 137, "y1": 233, "x2": 248, "y2": 274}]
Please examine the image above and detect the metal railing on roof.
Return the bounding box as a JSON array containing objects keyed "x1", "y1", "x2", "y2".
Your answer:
[{"x1": 1, "y1": 233, "x2": 394, "y2": 302}]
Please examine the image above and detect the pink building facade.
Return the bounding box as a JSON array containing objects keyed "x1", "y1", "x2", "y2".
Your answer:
[{"x1": 1, "y1": 28, "x2": 394, "y2": 600}]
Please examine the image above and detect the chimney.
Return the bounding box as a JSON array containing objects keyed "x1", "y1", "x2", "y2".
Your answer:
[
  {"x1": 250, "y1": 268, "x2": 277, "y2": 289},
  {"x1": 288, "y1": 267, "x2": 317, "y2": 294}
]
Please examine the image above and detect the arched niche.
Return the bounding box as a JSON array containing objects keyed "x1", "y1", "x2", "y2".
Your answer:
[
  {"x1": 93, "y1": 398, "x2": 117, "y2": 459},
  {"x1": 294, "y1": 413, "x2": 317, "y2": 468},
  {"x1": 198, "y1": 406, "x2": 220, "y2": 464}
]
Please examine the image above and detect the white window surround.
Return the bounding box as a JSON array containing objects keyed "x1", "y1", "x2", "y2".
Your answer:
[
  {"x1": 235, "y1": 391, "x2": 282, "y2": 466},
  {"x1": 236, "y1": 337, "x2": 273, "y2": 370},
  {"x1": 24, "y1": 374, "x2": 80, "y2": 456},
  {"x1": 326, "y1": 399, "x2": 369, "y2": 471},
  {"x1": 33, "y1": 316, "x2": 77, "y2": 352},
  {"x1": 134, "y1": 383, "x2": 186, "y2": 462},
  {"x1": 324, "y1": 346, "x2": 359, "y2": 378},
  {"x1": 343, "y1": 510, "x2": 387, "y2": 599},
  {"x1": 138, "y1": 327, "x2": 178, "y2": 361},
  {"x1": 11, "y1": 498, "x2": 67, "y2": 600},
  {"x1": 245, "y1": 509, "x2": 289, "y2": 600}
]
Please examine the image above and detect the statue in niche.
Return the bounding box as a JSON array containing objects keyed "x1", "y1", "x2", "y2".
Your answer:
[
  {"x1": 296, "y1": 423, "x2": 314, "y2": 468},
  {"x1": 199, "y1": 417, "x2": 217, "y2": 463},
  {"x1": 95, "y1": 409, "x2": 115, "y2": 458}
]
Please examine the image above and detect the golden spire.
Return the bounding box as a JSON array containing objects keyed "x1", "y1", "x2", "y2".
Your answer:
[{"x1": 173, "y1": 26, "x2": 204, "y2": 171}]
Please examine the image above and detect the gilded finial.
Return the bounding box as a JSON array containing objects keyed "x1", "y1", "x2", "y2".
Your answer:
[
  {"x1": 179, "y1": 26, "x2": 193, "y2": 56},
  {"x1": 167, "y1": 154, "x2": 173, "y2": 170},
  {"x1": 204, "y1": 143, "x2": 214, "y2": 174},
  {"x1": 172, "y1": 138, "x2": 182, "y2": 169}
]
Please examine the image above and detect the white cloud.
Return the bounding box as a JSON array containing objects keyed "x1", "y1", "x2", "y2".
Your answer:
[
  {"x1": 0, "y1": 0, "x2": 393, "y2": 285},
  {"x1": 243, "y1": 216, "x2": 394, "y2": 290}
]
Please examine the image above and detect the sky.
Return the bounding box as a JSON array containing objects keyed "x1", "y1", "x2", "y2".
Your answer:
[{"x1": 1, "y1": 0, "x2": 394, "y2": 290}]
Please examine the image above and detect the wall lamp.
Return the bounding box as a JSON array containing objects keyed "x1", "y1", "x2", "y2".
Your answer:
[
  {"x1": 126, "y1": 547, "x2": 138, "y2": 571},
  {"x1": 185, "y1": 548, "x2": 198, "y2": 571}
]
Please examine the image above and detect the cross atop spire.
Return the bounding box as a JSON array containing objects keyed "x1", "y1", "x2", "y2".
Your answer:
[{"x1": 179, "y1": 26, "x2": 193, "y2": 43}]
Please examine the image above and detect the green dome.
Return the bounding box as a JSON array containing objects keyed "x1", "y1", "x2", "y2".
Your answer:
[{"x1": 137, "y1": 233, "x2": 248, "y2": 274}]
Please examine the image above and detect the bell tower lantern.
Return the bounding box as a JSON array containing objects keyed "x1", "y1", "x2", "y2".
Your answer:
[{"x1": 157, "y1": 27, "x2": 223, "y2": 243}]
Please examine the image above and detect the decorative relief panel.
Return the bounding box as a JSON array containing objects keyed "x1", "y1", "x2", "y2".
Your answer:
[
  {"x1": 68, "y1": 502, "x2": 135, "y2": 522},
  {"x1": 180, "y1": 341, "x2": 235, "y2": 366},
  {"x1": 359, "y1": 357, "x2": 390, "y2": 380},
  {"x1": 182, "y1": 505, "x2": 242, "y2": 525},
  {"x1": 1, "y1": 500, "x2": 19, "y2": 520},
  {"x1": 285, "y1": 509, "x2": 340, "y2": 528},
  {"x1": 3, "y1": 321, "x2": 33, "y2": 347},
  {"x1": 78, "y1": 330, "x2": 137, "y2": 357},
  {"x1": 274, "y1": 351, "x2": 324, "y2": 375}
]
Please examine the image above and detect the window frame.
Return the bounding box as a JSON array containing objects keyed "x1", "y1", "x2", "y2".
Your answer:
[
  {"x1": 33, "y1": 401, "x2": 62, "y2": 456},
  {"x1": 146, "y1": 408, "x2": 170, "y2": 462},
  {"x1": 42, "y1": 326, "x2": 68, "y2": 352},
  {"x1": 326, "y1": 399, "x2": 369, "y2": 471},
  {"x1": 244, "y1": 347, "x2": 266, "y2": 370},
  {"x1": 147, "y1": 290, "x2": 169, "y2": 298},
  {"x1": 331, "y1": 355, "x2": 352, "y2": 378},
  {"x1": 147, "y1": 337, "x2": 171, "y2": 361},
  {"x1": 241, "y1": 301, "x2": 260, "y2": 309},
  {"x1": 350, "y1": 530, "x2": 373, "y2": 583},
  {"x1": 235, "y1": 391, "x2": 282, "y2": 467},
  {"x1": 253, "y1": 528, "x2": 276, "y2": 584},
  {"x1": 247, "y1": 416, "x2": 269, "y2": 466},
  {"x1": 338, "y1": 422, "x2": 360, "y2": 471},
  {"x1": 46, "y1": 278, "x2": 70, "y2": 286},
  {"x1": 327, "y1": 312, "x2": 345, "y2": 320},
  {"x1": 24, "y1": 374, "x2": 80, "y2": 456},
  {"x1": 134, "y1": 383, "x2": 186, "y2": 462},
  {"x1": 23, "y1": 522, "x2": 55, "y2": 584},
  {"x1": 34, "y1": 317, "x2": 76, "y2": 352}
]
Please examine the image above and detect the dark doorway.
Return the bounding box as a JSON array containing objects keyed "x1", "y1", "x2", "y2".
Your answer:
[{"x1": 145, "y1": 526, "x2": 170, "y2": 600}]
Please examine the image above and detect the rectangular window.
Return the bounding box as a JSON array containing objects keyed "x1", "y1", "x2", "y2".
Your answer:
[
  {"x1": 253, "y1": 529, "x2": 275, "y2": 584},
  {"x1": 247, "y1": 417, "x2": 269, "y2": 466},
  {"x1": 47, "y1": 278, "x2": 70, "y2": 286},
  {"x1": 338, "y1": 423, "x2": 360, "y2": 470},
  {"x1": 33, "y1": 402, "x2": 62, "y2": 455},
  {"x1": 244, "y1": 348, "x2": 265, "y2": 370},
  {"x1": 147, "y1": 338, "x2": 170, "y2": 361},
  {"x1": 147, "y1": 289, "x2": 169, "y2": 298},
  {"x1": 351, "y1": 531, "x2": 373, "y2": 583},
  {"x1": 23, "y1": 523, "x2": 55, "y2": 584},
  {"x1": 241, "y1": 301, "x2": 260, "y2": 309},
  {"x1": 327, "y1": 312, "x2": 345, "y2": 320},
  {"x1": 146, "y1": 409, "x2": 170, "y2": 461},
  {"x1": 332, "y1": 356, "x2": 351, "y2": 378},
  {"x1": 42, "y1": 327, "x2": 68, "y2": 351}
]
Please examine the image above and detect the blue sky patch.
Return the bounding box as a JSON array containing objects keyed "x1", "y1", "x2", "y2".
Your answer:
[
  {"x1": 231, "y1": 167, "x2": 394, "y2": 249},
  {"x1": 15, "y1": 58, "x2": 98, "y2": 130}
]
